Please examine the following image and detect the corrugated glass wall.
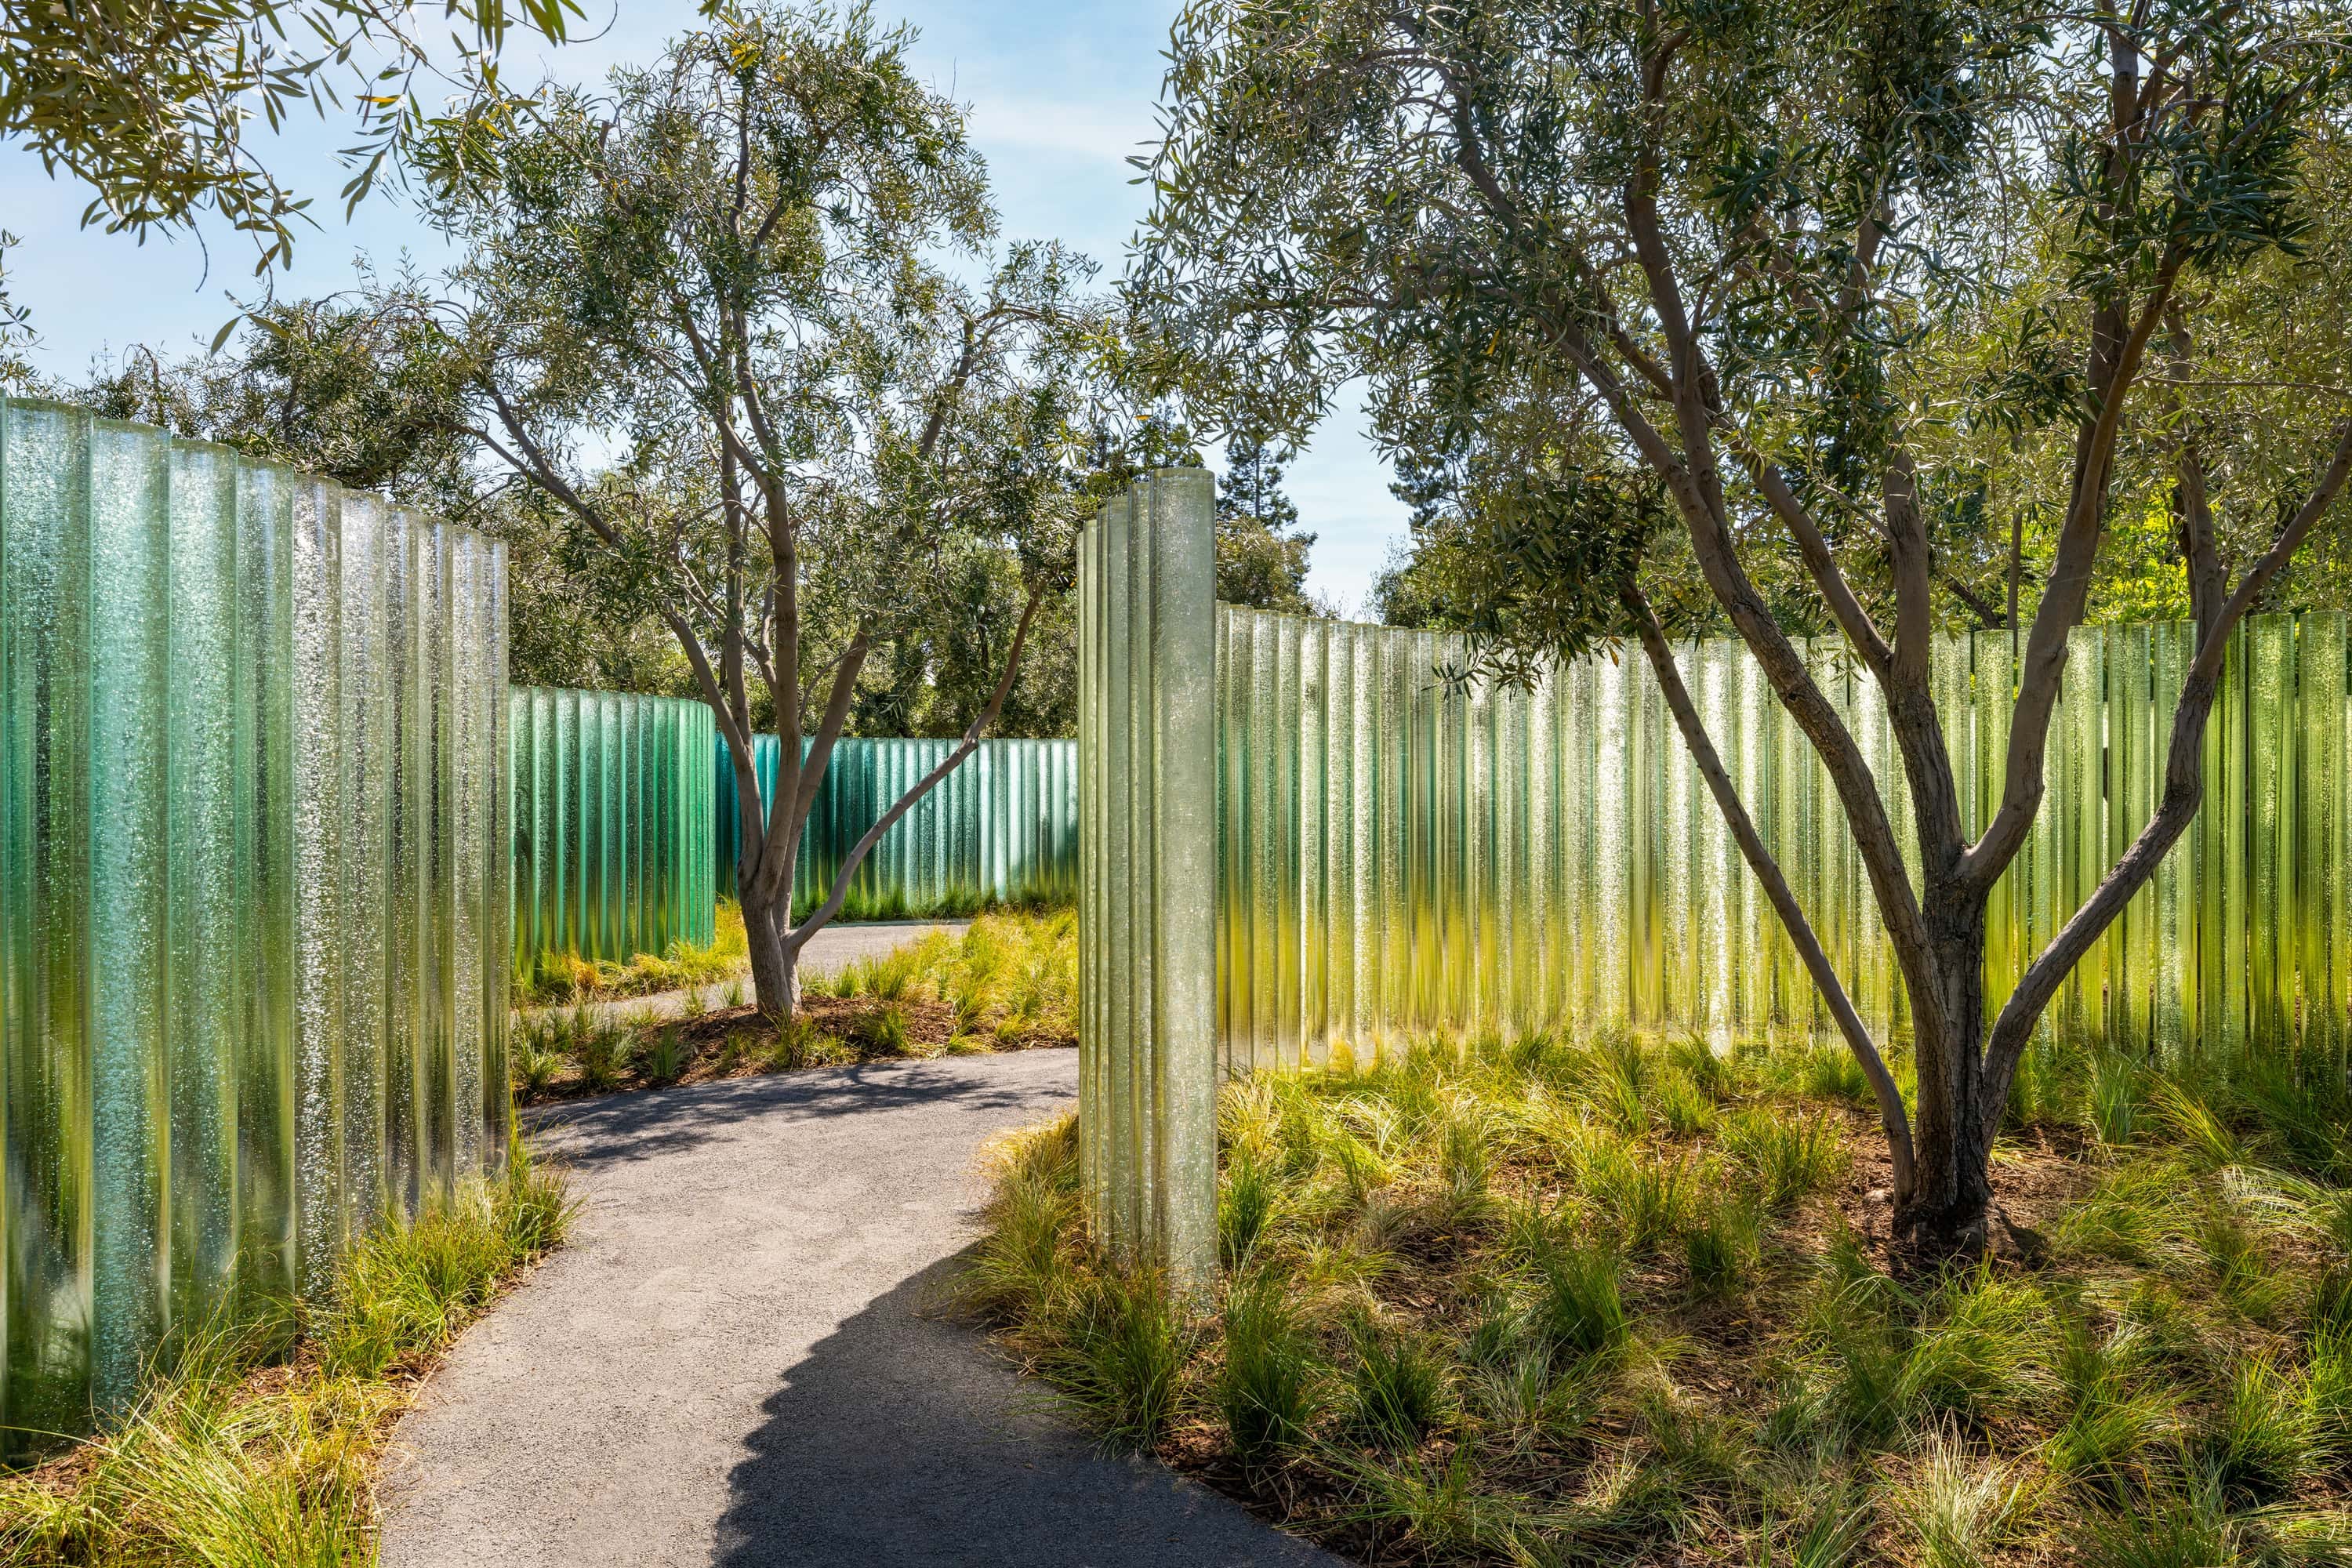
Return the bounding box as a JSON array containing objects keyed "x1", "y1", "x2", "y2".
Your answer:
[
  {"x1": 1216, "y1": 606, "x2": 2347, "y2": 1076},
  {"x1": 1078, "y1": 471, "x2": 1218, "y2": 1283},
  {"x1": 0, "y1": 397, "x2": 510, "y2": 1452},
  {"x1": 714, "y1": 736, "x2": 1077, "y2": 913},
  {"x1": 510, "y1": 688, "x2": 715, "y2": 977}
]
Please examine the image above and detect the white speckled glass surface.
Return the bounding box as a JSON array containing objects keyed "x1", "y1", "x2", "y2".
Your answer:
[
  {"x1": 0, "y1": 397, "x2": 510, "y2": 1451},
  {"x1": 1078, "y1": 470, "x2": 1218, "y2": 1287}
]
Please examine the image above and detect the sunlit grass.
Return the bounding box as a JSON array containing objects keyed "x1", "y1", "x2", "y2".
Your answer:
[
  {"x1": 508, "y1": 909, "x2": 1076, "y2": 1104},
  {"x1": 962, "y1": 1030, "x2": 2352, "y2": 1566},
  {"x1": 800, "y1": 907, "x2": 1076, "y2": 1047},
  {"x1": 785, "y1": 876, "x2": 1073, "y2": 926},
  {"x1": 514, "y1": 899, "x2": 750, "y2": 1008},
  {"x1": 0, "y1": 1139, "x2": 571, "y2": 1564}
]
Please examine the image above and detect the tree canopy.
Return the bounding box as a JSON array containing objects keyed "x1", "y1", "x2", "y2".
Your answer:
[
  {"x1": 0, "y1": 0, "x2": 578, "y2": 328},
  {"x1": 1134, "y1": 0, "x2": 2352, "y2": 1247},
  {"x1": 392, "y1": 0, "x2": 1115, "y2": 1012}
]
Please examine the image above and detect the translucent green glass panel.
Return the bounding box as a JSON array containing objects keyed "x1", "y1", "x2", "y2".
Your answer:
[
  {"x1": 713, "y1": 735, "x2": 1078, "y2": 912},
  {"x1": 1078, "y1": 473, "x2": 1217, "y2": 1283},
  {"x1": 0, "y1": 397, "x2": 510, "y2": 1454},
  {"x1": 1213, "y1": 606, "x2": 2351, "y2": 1079},
  {"x1": 509, "y1": 688, "x2": 715, "y2": 975}
]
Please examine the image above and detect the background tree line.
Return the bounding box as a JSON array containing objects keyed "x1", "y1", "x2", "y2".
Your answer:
[{"x1": 13, "y1": 280, "x2": 1329, "y2": 741}]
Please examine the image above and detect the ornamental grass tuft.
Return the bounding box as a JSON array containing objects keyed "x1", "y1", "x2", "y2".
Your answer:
[{"x1": 963, "y1": 1029, "x2": 2352, "y2": 1566}]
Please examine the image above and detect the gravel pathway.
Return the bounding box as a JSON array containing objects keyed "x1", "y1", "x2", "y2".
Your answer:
[{"x1": 376, "y1": 1048, "x2": 1338, "y2": 1567}]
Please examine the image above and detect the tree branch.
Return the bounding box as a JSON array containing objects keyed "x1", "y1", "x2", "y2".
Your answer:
[
  {"x1": 1626, "y1": 586, "x2": 1916, "y2": 1201},
  {"x1": 786, "y1": 592, "x2": 1041, "y2": 950},
  {"x1": 1965, "y1": 251, "x2": 2187, "y2": 891},
  {"x1": 1980, "y1": 418, "x2": 2352, "y2": 1112}
]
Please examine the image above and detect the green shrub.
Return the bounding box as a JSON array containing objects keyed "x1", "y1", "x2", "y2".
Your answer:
[
  {"x1": 2086, "y1": 1051, "x2": 2144, "y2": 1149},
  {"x1": 642, "y1": 1026, "x2": 690, "y2": 1085},
  {"x1": 1682, "y1": 1192, "x2": 1759, "y2": 1299},
  {"x1": 768, "y1": 1016, "x2": 825, "y2": 1073},
  {"x1": 321, "y1": 1142, "x2": 573, "y2": 1380},
  {"x1": 1653, "y1": 1065, "x2": 1719, "y2": 1137},
  {"x1": 1345, "y1": 1317, "x2": 1454, "y2": 1450},
  {"x1": 0, "y1": 1140, "x2": 571, "y2": 1564},
  {"x1": 1893, "y1": 1428, "x2": 2028, "y2": 1568},
  {"x1": 513, "y1": 901, "x2": 750, "y2": 1007},
  {"x1": 1719, "y1": 1105, "x2": 1846, "y2": 1209},
  {"x1": 1791, "y1": 1043, "x2": 1871, "y2": 1107},
  {"x1": 1666, "y1": 1033, "x2": 1734, "y2": 1100},
  {"x1": 1897, "y1": 1269, "x2": 2060, "y2": 1425},
  {"x1": 958, "y1": 1118, "x2": 1082, "y2": 1324},
  {"x1": 577, "y1": 1017, "x2": 629, "y2": 1093},
  {"x1": 850, "y1": 1000, "x2": 910, "y2": 1058},
  {"x1": 2201, "y1": 1353, "x2": 2314, "y2": 1503},
  {"x1": 1220, "y1": 1156, "x2": 1279, "y2": 1269},
  {"x1": 2305, "y1": 1327, "x2": 2352, "y2": 1461},
  {"x1": 1219, "y1": 1276, "x2": 1324, "y2": 1466},
  {"x1": 2048, "y1": 1309, "x2": 2177, "y2": 1494},
  {"x1": 2078, "y1": 1481, "x2": 2232, "y2": 1568},
  {"x1": 867, "y1": 948, "x2": 916, "y2": 1002},
  {"x1": 1530, "y1": 1242, "x2": 1627, "y2": 1361},
  {"x1": 1579, "y1": 1134, "x2": 1691, "y2": 1251},
  {"x1": 512, "y1": 1043, "x2": 562, "y2": 1096},
  {"x1": 962, "y1": 1031, "x2": 2352, "y2": 1568},
  {"x1": 1051, "y1": 1269, "x2": 1189, "y2": 1446}
]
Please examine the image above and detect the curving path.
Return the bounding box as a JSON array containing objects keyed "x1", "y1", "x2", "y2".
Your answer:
[{"x1": 377, "y1": 1047, "x2": 1337, "y2": 1567}]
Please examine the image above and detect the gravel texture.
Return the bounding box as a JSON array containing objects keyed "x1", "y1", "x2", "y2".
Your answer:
[{"x1": 377, "y1": 1047, "x2": 1337, "y2": 1567}]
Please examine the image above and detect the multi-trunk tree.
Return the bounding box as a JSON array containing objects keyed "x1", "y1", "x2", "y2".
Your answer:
[
  {"x1": 408, "y1": 2, "x2": 1096, "y2": 1020},
  {"x1": 1138, "y1": 0, "x2": 2352, "y2": 1251}
]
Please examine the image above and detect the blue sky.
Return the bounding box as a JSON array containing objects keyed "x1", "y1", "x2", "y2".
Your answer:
[{"x1": 0, "y1": 0, "x2": 1405, "y2": 612}]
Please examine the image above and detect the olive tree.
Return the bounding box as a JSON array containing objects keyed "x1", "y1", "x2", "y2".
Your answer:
[
  {"x1": 49, "y1": 291, "x2": 691, "y2": 693},
  {"x1": 1137, "y1": 0, "x2": 2352, "y2": 1251},
  {"x1": 0, "y1": 0, "x2": 576, "y2": 326},
  {"x1": 412, "y1": 2, "x2": 1093, "y2": 1019}
]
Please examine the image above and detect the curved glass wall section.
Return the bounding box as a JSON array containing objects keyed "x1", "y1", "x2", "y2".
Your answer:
[
  {"x1": 715, "y1": 736, "x2": 1077, "y2": 914},
  {"x1": 0, "y1": 397, "x2": 510, "y2": 1453},
  {"x1": 510, "y1": 688, "x2": 715, "y2": 976},
  {"x1": 1215, "y1": 605, "x2": 2347, "y2": 1078}
]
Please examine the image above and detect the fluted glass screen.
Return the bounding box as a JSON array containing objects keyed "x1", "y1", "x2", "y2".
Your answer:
[
  {"x1": 0, "y1": 397, "x2": 510, "y2": 1454},
  {"x1": 715, "y1": 736, "x2": 1077, "y2": 913},
  {"x1": 1215, "y1": 605, "x2": 2346, "y2": 1076},
  {"x1": 510, "y1": 687, "x2": 715, "y2": 976}
]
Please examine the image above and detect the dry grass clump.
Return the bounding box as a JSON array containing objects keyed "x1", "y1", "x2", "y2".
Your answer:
[
  {"x1": 960, "y1": 1030, "x2": 2352, "y2": 1566},
  {"x1": 510, "y1": 908, "x2": 1076, "y2": 1105},
  {"x1": 0, "y1": 1140, "x2": 572, "y2": 1565},
  {"x1": 514, "y1": 900, "x2": 751, "y2": 1008}
]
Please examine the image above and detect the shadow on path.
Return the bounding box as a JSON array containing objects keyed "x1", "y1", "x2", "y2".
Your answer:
[
  {"x1": 712, "y1": 1256, "x2": 1333, "y2": 1568},
  {"x1": 383, "y1": 1048, "x2": 1330, "y2": 1567},
  {"x1": 527, "y1": 1049, "x2": 1072, "y2": 1169}
]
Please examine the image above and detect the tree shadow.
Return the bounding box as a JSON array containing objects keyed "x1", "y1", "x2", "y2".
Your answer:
[
  {"x1": 710, "y1": 1255, "x2": 1336, "y2": 1567},
  {"x1": 525, "y1": 1052, "x2": 1073, "y2": 1170}
]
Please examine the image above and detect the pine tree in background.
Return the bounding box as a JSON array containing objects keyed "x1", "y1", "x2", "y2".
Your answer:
[
  {"x1": 1214, "y1": 430, "x2": 1318, "y2": 614},
  {"x1": 1370, "y1": 447, "x2": 1461, "y2": 628},
  {"x1": 1218, "y1": 431, "x2": 1300, "y2": 533}
]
